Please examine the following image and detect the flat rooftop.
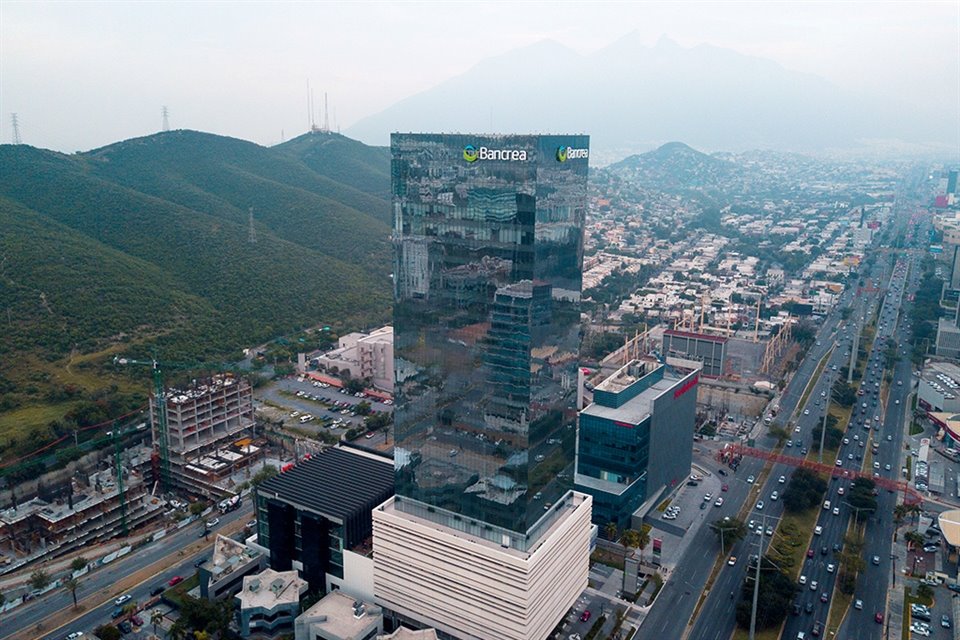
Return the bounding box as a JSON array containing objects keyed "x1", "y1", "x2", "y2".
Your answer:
[
  {"x1": 298, "y1": 591, "x2": 382, "y2": 638},
  {"x1": 259, "y1": 446, "x2": 394, "y2": 522},
  {"x1": 237, "y1": 568, "x2": 306, "y2": 610},
  {"x1": 207, "y1": 534, "x2": 261, "y2": 584},
  {"x1": 584, "y1": 368, "x2": 689, "y2": 425}
]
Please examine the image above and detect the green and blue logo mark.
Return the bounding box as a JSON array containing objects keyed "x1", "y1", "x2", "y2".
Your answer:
[
  {"x1": 556, "y1": 145, "x2": 589, "y2": 162},
  {"x1": 463, "y1": 145, "x2": 479, "y2": 163}
]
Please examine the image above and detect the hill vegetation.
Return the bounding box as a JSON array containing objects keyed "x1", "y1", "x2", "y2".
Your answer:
[{"x1": 0, "y1": 129, "x2": 392, "y2": 456}]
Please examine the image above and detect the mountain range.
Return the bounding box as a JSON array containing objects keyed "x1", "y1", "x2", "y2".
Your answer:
[
  {"x1": 347, "y1": 34, "x2": 952, "y2": 157},
  {"x1": 0, "y1": 130, "x2": 393, "y2": 414}
]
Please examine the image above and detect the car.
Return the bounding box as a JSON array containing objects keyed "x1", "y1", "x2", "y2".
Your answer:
[
  {"x1": 246, "y1": 519, "x2": 257, "y2": 529},
  {"x1": 884, "y1": 463, "x2": 891, "y2": 471},
  {"x1": 875, "y1": 612, "x2": 884, "y2": 624},
  {"x1": 194, "y1": 558, "x2": 205, "y2": 568},
  {"x1": 704, "y1": 493, "x2": 713, "y2": 501},
  {"x1": 168, "y1": 575, "x2": 183, "y2": 586},
  {"x1": 718, "y1": 468, "x2": 728, "y2": 476},
  {"x1": 873, "y1": 461, "x2": 880, "y2": 470},
  {"x1": 792, "y1": 603, "x2": 802, "y2": 616},
  {"x1": 812, "y1": 621, "x2": 823, "y2": 636},
  {"x1": 837, "y1": 487, "x2": 844, "y2": 495},
  {"x1": 810, "y1": 580, "x2": 818, "y2": 591},
  {"x1": 364, "y1": 431, "x2": 375, "y2": 439},
  {"x1": 117, "y1": 621, "x2": 132, "y2": 635},
  {"x1": 804, "y1": 409, "x2": 810, "y2": 415},
  {"x1": 843, "y1": 437, "x2": 850, "y2": 445},
  {"x1": 871, "y1": 555, "x2": 880, "y2": 565},
  {"x1": 799, "y1": 575, "x2": 808, "y2": 585},
  {"x1": 795, "y1": 425, "x2": 802, "y2": 433},
  {"x1": 832, "y1": 507, "x2": 839, "y2": 516},
  {"x1": 806, "y1": 601, "x2": 815, "y2": 613},
  {"x1": 771, "y1": 491, "x2": 779, "y2": 501},
  {"x1": 943, "y1": 615, "x2": 952, "y2": 629},
  {"x1": 756, "y1": 500, "x2": 764, "y2": 510},
  {"x1": 887, "y1": 434, "x2": 892, "y2": 441},
  {"x1": 814, "y1": 525, "x2": 823, "y2": 535},
  {"x1": 66, "y1": 633, "x2": 84, "y2": 640},
  {"x1": 721, "y1": 484, "x2": 729, "y2": 492},
  {"x1": 854, "y1": 599, "x2": 863, "y2": 610},
  {"x1": 766, "y1": 526, "x2": 774, "y2": 536},
  {"x1": 206, "y1": 518, "x2": 219, "y2": 528},
  {"x1": 111, "y1": 607, "x2": 124, "y2": 619},
  {"x1": 910, "y1": 623, "x2": 931, "y2": 637},
  {"x1": 150, "y1": 586, "x2": 164, "y2": 596},
  {"x1": 823, "y1": 500, "x2": 831, "y2": 510},
  {"x1": 827, "y1": 563, "x2": 835, "y2": 573},
  {"x1": 715, "y1": 497, "x2": 724, "y2": 507},
  {"x1": 114, "y1": 594, "x2": 132, "y2": 607},
  {"x1": 131, "y1": 615, "x2": 143, "y2": 626},
  {"x1": 836, "y1": 459, "x2": 842, "y2": 467},
  {"x1": 895, "y1": 399, "x2": 900, "y2": 404},
  {"x1": 580, "y1": 610, "x2": 591, "y2": 623},
  {"x1": 728, "y1": 556, "x2": 737, "y2": 566}
]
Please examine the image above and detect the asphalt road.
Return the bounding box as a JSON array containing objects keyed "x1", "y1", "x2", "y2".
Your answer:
[{"x1": 1, "y1": 503, "x2": 252, "y2": 640}]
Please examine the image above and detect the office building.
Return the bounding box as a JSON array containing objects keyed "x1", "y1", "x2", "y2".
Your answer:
[
  {"x1": 662, "y1": 329, "x2": 727, "y2": 377},
  {"x1": 294, "y1": 591, "x2": 384, "y2": 640},
  {"x1": 236, "y1": 568, "x2": 308, "y2": 638},
  {"x1": 256, "y1": 446, "x2": 393, "y2": 596},
  {"x1": 575, "y1": 358, "x2": 699, "y2": 530},
  {"x1": 198, "y1": 534, "x2": 266, "y2": 600},
  {"x1": 374, "y1": 134, "x2": 593, "y2": 640}
]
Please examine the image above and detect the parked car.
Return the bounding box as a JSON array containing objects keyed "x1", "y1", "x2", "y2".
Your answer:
[{"x1": 579, "y1": 610, "x2": 591, "y2": 623}]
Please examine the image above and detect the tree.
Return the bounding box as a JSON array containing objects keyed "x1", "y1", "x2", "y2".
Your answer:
[
  {"x1": 604, "y1": 522, "x2": 619, "y2": 542},
  {"x1": 904, "y1": 531, "x2": 925, "y2": 549},
  {"x1": 810, "y1": 423, "x2": 844, "y2": 451},
  {"x1": 168, "y1": 596, "x2": 233, "y2": 639},
  {"x1": 343, "y1": 377, "x2": 365, "y2": 394},
  {"x1": 251, "y1": 464, "x2": 279, "y2": 487},
  {"x1": 151, "y1": 608, "x2": 164, "y2": 638},
  {"x1": 355, "y1": 401, "x2": 372, "y2": 416},
  {"x1": 782, "y1": 468, "x2": 827, "y2": 513},
  {"x1": 94, "y1": 624, "x2": 122, "y2": 640},
  {"x1": 831, "y1": 381, "x2": 857, "y2": 408},
  {"x1": 29, "y1": 568, "x2": 50, "y2": 591},
  {"x1": 734, "y1": 566, "x2": 798, "y2": 630},
  {"x1": 189, "y1": 501, "x2": 207, "y2": 517},
  {"x1": 847, "y1": 478, "x2": 878, "y2": 521},
  {"x1": 894, "y1": 503, "x2": 911, "y2": 527},
  {"x1": 71, "y1": 556, "x2": 89, "y2": 573},
  {"x1": 710, "y1": 518, "x2": 746, "y2": 551},
  {"x1": 917, "y1": 583, "x2": 935, "y2": 601},
  {"x1": 622, "y1": 527, "x2": 650, "y2": 560},
  {"x1": 63, "y1": 576, "x2": 81, "y2": 608}
]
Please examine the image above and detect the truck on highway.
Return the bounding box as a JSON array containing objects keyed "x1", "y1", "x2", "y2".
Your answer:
[{"x1": 218, "y1": 495, "x2": 241, "y2": 514}]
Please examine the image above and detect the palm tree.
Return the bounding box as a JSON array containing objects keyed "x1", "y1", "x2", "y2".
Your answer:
[
  {"x1": 604, "y1": 522, "x2": 619, "y2": 542},
  {"x1": 894, "y1": 503, "x2": 910, "y2": 527},
  {"x1": 63, "y1": 577, "x2": 81, "y2": 609},
  {"x1": 150, "y1": 608, "x2": 164, "y2": 639},
  {"x1": 904, "y1": 531, "x2": 925, "y2": 550}
]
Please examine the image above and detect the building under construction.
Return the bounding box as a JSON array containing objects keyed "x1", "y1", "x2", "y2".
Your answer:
[
  {"x1": 0, "y1": 451, "x2": 162, "y2": 565},
  {"x1": 150, "y1": 375, "x2": 262, "y2": 496}
]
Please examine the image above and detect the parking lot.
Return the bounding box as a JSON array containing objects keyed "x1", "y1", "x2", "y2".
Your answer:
[{"x1": 257, "y1": 376, "x2": 393, "y2": 437}]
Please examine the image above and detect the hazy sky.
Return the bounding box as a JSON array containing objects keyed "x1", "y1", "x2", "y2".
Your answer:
[{"x1": 1, "y1": 1, "x2": 957, "y2": 152}]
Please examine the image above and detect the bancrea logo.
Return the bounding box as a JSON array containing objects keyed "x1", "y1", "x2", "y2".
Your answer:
[
  {"x1": 556, "y1": 145, "x2": 589, "y2": 162},
  {"x1": 463, "y1": 145, "x2": 527, "y2": 162}
]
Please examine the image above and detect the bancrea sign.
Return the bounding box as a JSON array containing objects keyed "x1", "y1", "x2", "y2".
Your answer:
[
  {"x1": 463, "y1": 144, "x2": 528, "y2": 163},
  {"x1": 556, "y1": 145, "x2": 589, "y2": 162}
]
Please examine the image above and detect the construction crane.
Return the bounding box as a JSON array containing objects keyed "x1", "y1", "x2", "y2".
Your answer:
[{"x1": 114, "y1": 356, "x2": 175, "y2": 491}]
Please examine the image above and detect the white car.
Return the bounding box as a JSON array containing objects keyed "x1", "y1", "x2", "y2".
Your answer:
[
  {"x1": 814, "y1": 525, "x2": 823, "y2": 535},
  {"x1": 810, "y1": 580, "x2": 818, "y2": 591},
  {"x1": 838, "y1": 487, "x2": 844, "y2": 495},
  {"x1": 756, "y1": 501, "x2": 764, "y2": 510},
  {"x1": 804, "y1": 409, "x2": 810, "y2": 416},
  {"x1": 795, "y1": 425, "x2": 801, "y2": 433},
  {"x1": 827, "y1": 563, "x2": 835, "y2": 573},
  {"x1": 114, "y1": 594, "x2": 132, "y2": 606},
  {"x1": 832, "y1": 507, "x2": 840, "y2": 516},
  {"x1": 747, "y1": 475, "x2": 755, "y2": 484},
  {"x1": 799, "y1": 575, "x2": 807, "y2": 585},
  {"x1": 770, "y1": 491, "x2": 778, "y2": 501},
  {"x1": 778, "y1": 475, "x2": 786, "y2": 484}
]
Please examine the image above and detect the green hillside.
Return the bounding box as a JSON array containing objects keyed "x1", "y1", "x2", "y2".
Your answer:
[{"x1": 0, "y1": 130, "x2": 393, "y2": 454}]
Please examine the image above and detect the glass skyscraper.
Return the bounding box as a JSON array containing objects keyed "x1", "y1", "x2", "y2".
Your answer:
[{"x1": 391, "y1": 133, "x2": 589, "y2": 549}]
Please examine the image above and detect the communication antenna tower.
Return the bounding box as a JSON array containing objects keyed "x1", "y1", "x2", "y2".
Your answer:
[
  {"x1": 161, "y1": 106, "x2": 170, "y2": 132},
  {"x1": 10, "y1": 113, "x2": 21, "y2": 144},
  {"x1": 324, "y1": 92, "x2": 329, "y2": 133},
  {"x1": 248, "y1": 207, "x2": 257, "y2": 244}
]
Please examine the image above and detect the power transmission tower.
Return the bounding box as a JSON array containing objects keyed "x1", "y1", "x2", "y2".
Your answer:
[
  {"x1": 10, "y1": 113, "x2": 21, "y2": 144},
  {"x1": 161, "y1": 106, "x2": 170, "y2": 132},
  {"x1": 248, "y1": 207, "x2": 257, "y2": 244}
]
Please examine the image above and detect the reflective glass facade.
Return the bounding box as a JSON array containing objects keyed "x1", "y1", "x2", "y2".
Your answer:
[{"x1": 391, "y1": 133, "x2": 588, "y2": 547}]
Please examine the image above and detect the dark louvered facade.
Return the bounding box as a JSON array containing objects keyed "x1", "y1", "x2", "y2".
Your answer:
[{"x1": 255, "y1": 447, "x2": 394, "y2": 591}]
